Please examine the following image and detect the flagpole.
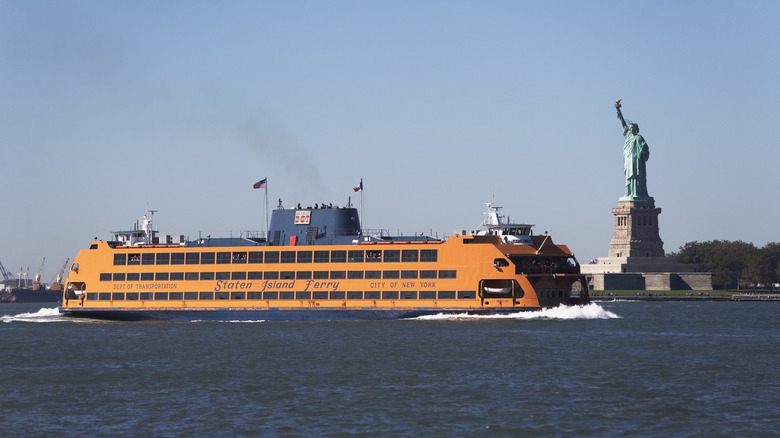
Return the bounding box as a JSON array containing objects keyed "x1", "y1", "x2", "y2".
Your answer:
[{"x1": 264, "y1": 184, "x2": 269, "y2": 240}]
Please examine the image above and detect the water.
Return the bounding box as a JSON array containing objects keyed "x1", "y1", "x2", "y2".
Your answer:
[{"x1": 1, "y1": 301, "x2": 778, "y2": 437}]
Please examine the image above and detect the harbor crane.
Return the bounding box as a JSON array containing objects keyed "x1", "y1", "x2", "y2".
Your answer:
[
  {"x1": 32, "y1": 257, "x2": 45, "y2": 290},
  {"x1": 0, "y1": 259, "x2": 14, "y2": 283},
  {"x1": 50, "y1": 258, "x2": 70, "y2": 291}
]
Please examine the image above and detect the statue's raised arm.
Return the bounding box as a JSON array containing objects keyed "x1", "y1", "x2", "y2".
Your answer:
[{"x1": 615, "y1": 98, "x2": 627, "y2": 130}]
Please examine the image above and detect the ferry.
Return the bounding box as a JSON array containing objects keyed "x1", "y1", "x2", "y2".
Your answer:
[{"x1": 60, "y1": 198, "x2": 589, "y2": 321}]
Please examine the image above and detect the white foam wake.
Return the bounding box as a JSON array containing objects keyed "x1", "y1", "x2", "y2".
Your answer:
[
  {"x1": 413, "y1": 303, "x2": 621, "y2": 321},
  {"x1": 1, "y1": 307, "x2": 65, "y2": 323}
]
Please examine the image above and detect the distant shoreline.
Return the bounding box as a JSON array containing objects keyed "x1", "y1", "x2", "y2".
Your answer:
[{"x1": 592, "y1": 293, "x2": 780, "y2": 302}]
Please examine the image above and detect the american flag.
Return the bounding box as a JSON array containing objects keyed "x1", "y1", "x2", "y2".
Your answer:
[{"x1": 253, "y1": 178, "x2": 267, "y2": 189}]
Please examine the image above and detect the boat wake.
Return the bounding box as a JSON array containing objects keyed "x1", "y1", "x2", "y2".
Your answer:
[
  {"x1": 1, "y1": 307, "x2": 66, "y2": 323},
  {"x1": 413, "y1": 303, "x2": 621, "y2": 321}
]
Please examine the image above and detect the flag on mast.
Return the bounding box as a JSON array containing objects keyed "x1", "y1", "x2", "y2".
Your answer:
[
  {"x1": 253, "y1": 178, "x2": 267, "y2": 189},
  {"x1": 353, "y1": 179, "x2": 363, "y2": 192}
]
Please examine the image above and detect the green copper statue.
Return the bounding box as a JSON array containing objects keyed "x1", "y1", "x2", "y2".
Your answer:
[{"x1": 615, "y1": 99, "x2": 651, "y2": 200}]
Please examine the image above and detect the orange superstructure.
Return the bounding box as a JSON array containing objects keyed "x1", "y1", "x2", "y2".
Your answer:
[{"x1": 61, "y1": 199, "x2": 588, "y2": 321}]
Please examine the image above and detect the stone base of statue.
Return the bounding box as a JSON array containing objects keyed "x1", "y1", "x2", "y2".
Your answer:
[{"x1": 581, "y1": 197, "x2": 713, "y2": 291}]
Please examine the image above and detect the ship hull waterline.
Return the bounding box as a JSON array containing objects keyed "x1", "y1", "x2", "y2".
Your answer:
[{"x1": 59, "y1": 306, "x2": 546, "y2": 322}]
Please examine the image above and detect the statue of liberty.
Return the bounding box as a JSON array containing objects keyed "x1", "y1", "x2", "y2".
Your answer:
[{"x1": 615, "y1": 99, "x2": 651, "y2": 200}]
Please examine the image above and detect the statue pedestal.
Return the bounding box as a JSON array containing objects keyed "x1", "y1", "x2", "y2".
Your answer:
[
  {"x1": 580, "y1": 198, "x2": 712, "y2": 290},
  {"x1": 608, "y1": 199, "x2": 664, "y2": 258}
]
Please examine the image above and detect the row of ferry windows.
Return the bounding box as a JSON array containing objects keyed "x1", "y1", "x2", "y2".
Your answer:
[
  {"x1": 114, "y1": 249, "x2": 438, "y2": 266},
  {"x1": 100, "y1": 270, "x2": 458, "y2": 282},
  {"x1": 87, "y1": 290, "x2": 476, "y2": 301}
]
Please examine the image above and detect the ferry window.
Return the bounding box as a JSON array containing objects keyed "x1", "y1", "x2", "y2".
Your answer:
[
  {"x1": 127, "y1": 273, "x2": 140, "y2": 281},
  {"x1": 264, "y1": 271, "x2": 279, "y2": 280},
  {"x1": 420, "y1": 249, "x2": 438, "y2": 262},
  {"x1": 366, "y1": 250, "x2": 382, "y2": 262},
  {"x1": 348, "y1": 271, "x2": 364, "y2": 279},
  {"x1": 126, "y1": 292, "x2": 139, "y2": 301},
  {"x1": 419, "y1": 291, "x2": 436, "y2": 300},
  {"x1": 217, "y1": 252, "x2": 231, "y2": 264},
  {"x1": 383, "y1": 250, "x2": 400, "y2": 262},
  {"x1": 200, "y1": 272, "x2": 214, "y2": 280},
  {"x1": 420, "y1": 270, "x2": 437, "y2": 279},
  {"x1": 457, "y1": 290, "x2": 476, "y2": 299},
  {"x1": 330, "y1": 291, "x2": 345, "y2": 300},
  {"x1": 438, "y1": 291, "x2": 456, "y2": 299},
  {"x1": 231, "y1": 292, "x2": 245, "y2": 300},
  {"x1": 216, "y1": 272, "x2": 230, "y2": 280},
  {"x1": 263, "y1": 291, "x2": 279, "y2": 300},
  {"x1": 154, "y1": 292, "x2": 168, "y2": 300},
  {"x1": 383, "y1": 270, "x2": 399, "y2": 279},
  {"x1": 200, "y1": 252, "x2": 215, "y2": 264},
  {"x1": 100, "y1": 273, "x2": 111, "y2": 281},
  {"x1": 86, "y1": 293, "x2": 98, "y2": 301},
  {"x1": 347, "y1": 291, "x2": 363, "y2": 300},
  {"x1": 314, "y1": 251, "x2": 330, "y2": 263},
  {"x1": 439, "y1": 270, "x2": 457, "y2": 279},
  {"x1": 184, "y1": 292, "x2": 198, "y2": 300},
  {"x1": 140, "y1": 292, "x2": 153, "y2": 300},
  {"x1": 156, "y1": 253, "x2": 170, "y2": 265},
  {"x1": 112, "y1": 292, "x2": 124, "y2": 301},
  {"x1": 402, "y1": 250, "x2": 419, "y2": 262},
  {"x1": 330, "y1": 271, "x2": 346, "y2": 279},
  {"x1": 128, "y1": 254, "x2": 141, "y2": 265},
  {"x1": 247, "y1": 292, "x2": 262, "y2": 300},
  {"x1": 265, "y1": 251, "x2": 280, "y2": 264},
  {"x1": 199, "y1": 292, "x2": 213, "y2": 300},
  {"x1": 232, "y1": 272, "x2": 247, "y2": 280},
  {"x1": 313, "y1": 291, "x2": 327, "y2": 300},
  {"x1": 232, "y1": 252, "x2": 247, "y2": 264},
  {"x1": 169, "y1": 292, "x2": 183, "y2": 300},
  {"x1": 400, "y1": 291, "x2": 417, "y2": 300},
  {"x1": 280, "y1": 271, "x2": 294, "y2": 279},
  {"x1": 141, "y1": 273, "x2": 154, "y2": 281},
  {"x1": 297, "y1": 271, "x2": 312, "y2": 280},
  {"x1": 364, "y1": 291, "x2": 380, "y2": 300},
  {"x1": 171, "y1": 253, "x2": 185, "y2": 265},
  {"x1": 186, "y1": 253, "x2": 200, "y2": 265},
  {"x1": 313, "y1": 271, "x2": 329, "y2": 279},
  {"x1": 155, "y1": 272, "x2": 169, "y2": 281},
  {"x1": 281, "y1": 251, "x2": 296, "y2": 263},
  {"x1": 98, "y1": 292, "x2": 112, "y2": 301},
  {"x1": 185, "y1": 273, "x2": 199, "y2": 281},
  {"x1": 216, "y1": 292, "x2": 228, "y2": 300},
  {"x1": 113, "y1": 273, "x2": 126, "y2": 281},
  {"x1": 113, "y1": 254, "x2": 127, "y2": 265},
  {"x1": 142, "y1": 253, "x2": 155, "y2": 265},
  {"x1": 365, "y1": 270, "x2": 381, "y2": 279},
  {"x1": 280, "y1": 291, "x2": 294, "y2": 300},
  {"x1": 401, "y1": 270, "x2": 418, "y2": 279},
  {"x1": 348, "y1": 250, "x2": 364, "y2": 263},
  {"x1": 331, "y1": 251, "x2": 347, "y2": 263},
  {"x1": 170, "y1": 272, "x2": 184, "y2": 281},
  {"x1": 297, "y1": 251, "x2": 312, "y2": 263},
  {"x1": 382, "y1": 291, "x2": 399, "y2": 300},
  {"x1": 248, "y1": 271, "x2": 263, "y2": 280},
  {"x1": 248, "y1": 252, "x2": 263, "y2": 264}
]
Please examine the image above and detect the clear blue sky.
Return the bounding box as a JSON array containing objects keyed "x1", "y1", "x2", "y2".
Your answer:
[{"x1": 1, "y1": 0, "x2": 778, "y2": 282}]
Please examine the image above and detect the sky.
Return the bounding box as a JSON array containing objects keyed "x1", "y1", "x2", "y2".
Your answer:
[{"x1": 1, "y1": 0, "x2": 778, "y2": 283}]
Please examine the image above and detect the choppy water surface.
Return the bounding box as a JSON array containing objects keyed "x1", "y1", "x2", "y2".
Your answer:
[{"x1": 1, "y1": 301, "x2": 777, "y2": 436}]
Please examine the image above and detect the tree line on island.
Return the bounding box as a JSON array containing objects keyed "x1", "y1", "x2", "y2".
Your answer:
[{"x1": 671, "y1": 241, "x2": 780, "y2": 291}]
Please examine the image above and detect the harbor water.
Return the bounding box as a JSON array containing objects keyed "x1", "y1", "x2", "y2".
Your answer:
[{"x1": 1, "y1": 301, "x2": 778, "y2": 437}]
